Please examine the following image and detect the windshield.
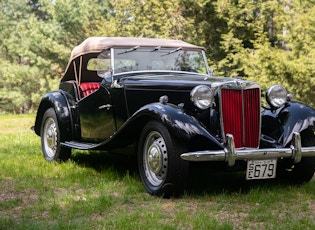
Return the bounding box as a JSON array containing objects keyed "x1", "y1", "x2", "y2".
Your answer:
[{"x1": 112, "y1": 47, "x2": 209, "y2": 75}]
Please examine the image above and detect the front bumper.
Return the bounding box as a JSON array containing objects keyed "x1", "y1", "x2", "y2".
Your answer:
[{"x1": 180, "y1": 132, "x2": 315, "y2": 167}]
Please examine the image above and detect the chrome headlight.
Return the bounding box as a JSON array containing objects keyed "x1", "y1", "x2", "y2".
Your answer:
[
  {"x1": 266, "y1": 85, "x2": 287, "y2": 108},
  {"x1": 190, "y1": 85, "x2": 213, "y2": 109}
]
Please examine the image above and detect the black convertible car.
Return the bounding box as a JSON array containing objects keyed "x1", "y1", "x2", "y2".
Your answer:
[{"x1": 33, "y1": 37, "x2": 315, "y2": 196}]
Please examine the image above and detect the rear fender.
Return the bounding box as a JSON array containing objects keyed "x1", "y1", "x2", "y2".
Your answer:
[
  {"x1": 34, "y1": 90, "x2": 75, "y2": 141},
  {"x1": 262, "y1": 101, "x2": 315, "y2": 146}
]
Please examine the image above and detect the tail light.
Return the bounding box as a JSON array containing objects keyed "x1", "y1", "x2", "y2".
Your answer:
[{"x1": 220, "y1": 88, "x2": 261, "y2": 148}]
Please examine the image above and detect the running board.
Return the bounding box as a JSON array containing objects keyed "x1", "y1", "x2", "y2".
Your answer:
[{"x1": 62, "y1": 141, "x2": 100, "y2": 150}]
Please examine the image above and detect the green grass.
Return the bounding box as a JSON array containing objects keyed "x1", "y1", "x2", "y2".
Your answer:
[{"x1": 0, "y1": 114, "x2": 315, "y2": 229}]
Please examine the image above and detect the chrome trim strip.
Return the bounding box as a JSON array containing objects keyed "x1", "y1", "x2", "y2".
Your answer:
[{"x1": 180, "y1": 132, "x2": 315, "y2": 167}]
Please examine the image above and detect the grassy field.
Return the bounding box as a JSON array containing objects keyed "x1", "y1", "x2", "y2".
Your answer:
[{"x1": 0, "y1": 114, "x2": 315, "y2": 229}]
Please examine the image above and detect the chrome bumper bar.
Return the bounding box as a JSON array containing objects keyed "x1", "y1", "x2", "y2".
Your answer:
[{"x1": 180, "y1": 132, "x2": 315, "y2": 167}]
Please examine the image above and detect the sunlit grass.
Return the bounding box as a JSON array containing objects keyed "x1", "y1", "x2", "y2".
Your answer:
[{"x1": 0, "y1": 114, "x2": 314, "y2": 229}]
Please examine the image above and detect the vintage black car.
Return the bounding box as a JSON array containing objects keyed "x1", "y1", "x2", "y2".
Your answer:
[{"x1": 33, "y1": 37, "x2": 315, "y2": 196}]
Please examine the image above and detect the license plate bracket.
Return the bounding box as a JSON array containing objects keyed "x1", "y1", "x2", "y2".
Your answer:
[{"x1": 246, "y1": 159, "x2": 277, "y2": 180}]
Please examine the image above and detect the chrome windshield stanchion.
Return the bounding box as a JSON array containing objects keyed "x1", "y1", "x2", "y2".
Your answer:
[{"x1": 225, "y1": 134, "x2": 236, "y2": 167}]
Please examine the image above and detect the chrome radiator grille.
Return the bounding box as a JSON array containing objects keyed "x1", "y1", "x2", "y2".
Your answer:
[{"x1": 220, "y1": 88, "x2": 261, "y2": 148}]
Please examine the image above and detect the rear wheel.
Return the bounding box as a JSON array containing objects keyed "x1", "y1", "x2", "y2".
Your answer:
[
  {"x1": 40, "y1": 108, "x2": 71, "y2": 162},
  {"x1": 138, "y1": 121, "x2": 189, "y2": 197},
  {"x1": 277, "y1": 130, "x2": 315, "y2": 183}
]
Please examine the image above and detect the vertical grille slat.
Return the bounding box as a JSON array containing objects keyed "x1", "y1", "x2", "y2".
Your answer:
[
  {"x1": 221, "y1": 88, "x2": 260, "y2": 148},
  {"x1": 221, "y1": 90, "x2": 243, "y2": 148},
  {"x1": 243, "y1": 89, "x2": 260, "y2": 147}
]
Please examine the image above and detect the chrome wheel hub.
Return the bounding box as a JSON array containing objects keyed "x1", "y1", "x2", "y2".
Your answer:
[
  {"x1": 143, "y1": 131, "x2": 168, "y2": 187},
  {"x1": 148, "y1": 142, "x2": 163, "y2": 174},
  {"x1": 43, "y1": 118, "x2": 57, "y2": 158}
]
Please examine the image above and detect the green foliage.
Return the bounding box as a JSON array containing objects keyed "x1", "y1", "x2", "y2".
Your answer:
[
  {"x1": 211, "y1": 0, "x2": 315, "y2": 105},
  {"x1": 97, "y1": 0, "x2": 187, "y2": 39},
  {"x1": 1, "y1": 0, "x2": 315, "y2": 113},
  {"x1": 0, "y1": 0, "x2": 66, "y2": 113}
]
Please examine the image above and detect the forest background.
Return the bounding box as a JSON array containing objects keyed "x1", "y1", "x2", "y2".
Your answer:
[{"x1": 1, "y1": 0, "x2": 315, "y2": 113}]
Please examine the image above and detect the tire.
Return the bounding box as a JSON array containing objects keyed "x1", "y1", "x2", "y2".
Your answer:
[
  {"x1": 138, "y1": 121, "x2": 189, "y2": 197},
  {"x1": 277, "y1": 129, "x2": 315, "y2": 183},
  {"x1": 40, "y1": 108, "x2": 71, "y2": 162}
]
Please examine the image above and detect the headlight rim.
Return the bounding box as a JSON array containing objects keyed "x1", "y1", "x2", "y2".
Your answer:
[
  {"x1": 190, "y1": 85, "x2": 213, "y2": 110},
  {"x1": 266, "y1": 84, "x2": 288, "y2": 109}
]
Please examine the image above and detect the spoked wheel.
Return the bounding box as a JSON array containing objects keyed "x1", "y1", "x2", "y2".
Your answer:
[
  {"x1": 277, "y1": 129, "x2": 315, "y2": 183},
  {"x1": 138, "y1": 121, "x2": 189, "y2": 197},
  {"x1": 40, "y1": 108, "x2": 71, "y2": 162}
]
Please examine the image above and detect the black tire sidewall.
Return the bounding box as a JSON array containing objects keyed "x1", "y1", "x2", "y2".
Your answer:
[
  {"x1": 138, "y1": 120, "x2": 188, "y2": 196},
  {"x1": 40, "y1": 108, "x2": 61, "y2": 161},
  {"x1": 277, "y1": 129, "x2": 315, "y2": 183}
]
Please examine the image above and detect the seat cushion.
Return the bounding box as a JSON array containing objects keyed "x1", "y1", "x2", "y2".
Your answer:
[{"x1": 80, "y1": 82, "x2": 100, "y2": 97}]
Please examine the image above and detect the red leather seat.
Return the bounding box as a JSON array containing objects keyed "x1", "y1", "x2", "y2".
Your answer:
[{"x1": 80, "y1": 82, "x2": 100, "y2": 97}]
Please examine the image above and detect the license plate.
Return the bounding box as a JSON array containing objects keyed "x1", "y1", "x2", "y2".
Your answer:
[{"x1": 246, "y1": 159, "x2": 277, "y2": 180}]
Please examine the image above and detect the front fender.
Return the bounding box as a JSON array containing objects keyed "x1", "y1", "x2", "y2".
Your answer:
[
  {"x1": 262, "y1": 101, "x2": 315, "y2": 146},
  {"x1": 34, "y1": 90, "x2": 74, "y2": 141},
  {"x1": 55, "y1": 100, "x2": 224, "y2": 151},
  {"x1": 107, "y1": 102, "x2": 224, "y2": 151}
]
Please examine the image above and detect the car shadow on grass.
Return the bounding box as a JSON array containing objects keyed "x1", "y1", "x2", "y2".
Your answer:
[
  {"x1": 71, "y1": 150, "x2": 301, "y2": 197},
  {"x1": 71, "y1": 149, "x2": 138, "y2": 176},
  {"x1": 186, "y1": 169, "x2": 275, "y2": 196}
]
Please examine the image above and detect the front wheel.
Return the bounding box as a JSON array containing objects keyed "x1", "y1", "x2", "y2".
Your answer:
[
  {"x1": 138, "y1": 121, "x2": 189, "y2": 197},
  {"x1": 277, "y1": 130, "x2": 315, "y2": 183},
  {"x1": 40, "y1": 108, "x2": 71, "y2": 162}
]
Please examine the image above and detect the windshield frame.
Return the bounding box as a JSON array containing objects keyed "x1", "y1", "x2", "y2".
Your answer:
[{"x1": 109, "y1": 47, "x2": 211, "y2": 76}]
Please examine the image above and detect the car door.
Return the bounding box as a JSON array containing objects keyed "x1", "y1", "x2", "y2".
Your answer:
[{"x1": 78, "y1": 86, "x2": 115, "y2": 141}]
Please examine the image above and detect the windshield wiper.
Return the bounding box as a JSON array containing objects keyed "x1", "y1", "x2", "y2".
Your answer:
[
  {"x1": 118, "y1": 45, "x2": 140, "y2": 55},
  {"x1": 151, "y1": 46, "x2": 161, "y2": 52},
  {"x1": 161, "y1": 47, "x2": 182, "y2": 56}
]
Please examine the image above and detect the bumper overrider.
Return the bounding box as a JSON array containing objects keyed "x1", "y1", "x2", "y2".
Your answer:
[{"x1": 180, "y1": 132, "x2": 315, "y2": 167}]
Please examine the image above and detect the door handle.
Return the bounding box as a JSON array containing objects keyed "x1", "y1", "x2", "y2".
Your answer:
[{"x1": 98, "y1": 104, "x2": 112, "y2": 110}]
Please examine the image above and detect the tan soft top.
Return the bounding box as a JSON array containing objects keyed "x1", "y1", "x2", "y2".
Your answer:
[
  {"x1": 70, "y1": 37, "x2": 204, "y2": 60},
  {"x1": 62, "y1": 37, "x2": 205, "y2": 82}
]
